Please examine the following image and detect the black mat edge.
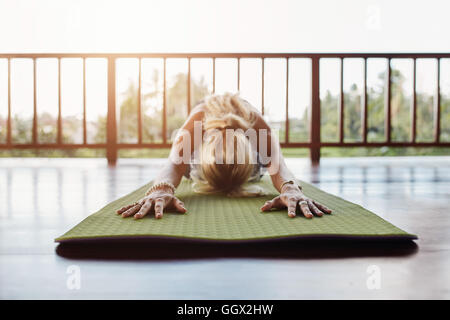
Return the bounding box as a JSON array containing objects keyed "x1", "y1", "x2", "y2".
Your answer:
[{"x1": 55, "y1": 233, "x2": 418, "y2": 244}]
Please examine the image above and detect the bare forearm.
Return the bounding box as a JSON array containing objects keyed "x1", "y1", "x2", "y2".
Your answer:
[
  {"x1": 152, "y1": 105, "x2": 204, "y2": 189},
  {"x1": 252, "y1": 112, "x2": 298, "y2": 194},
  {"x1": 154, "y1": 160, "x2": 187, "y2": 189},
  {"x1": 270, "y1": 156, "x2": 298, "y2": 193}
]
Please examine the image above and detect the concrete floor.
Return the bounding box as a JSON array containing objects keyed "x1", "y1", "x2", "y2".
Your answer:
[{"x1": 0, "y1": 156, "x2": 449, "y2": 299}]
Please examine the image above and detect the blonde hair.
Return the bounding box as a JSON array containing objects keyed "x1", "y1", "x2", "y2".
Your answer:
[{"x1": 190, "y1": 93, "x2": 265, "y2": 197}]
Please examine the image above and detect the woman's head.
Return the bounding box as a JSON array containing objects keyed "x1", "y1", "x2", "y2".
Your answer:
[{"x1": 190, "y1": 93, "x2": 263, "y2": 197}]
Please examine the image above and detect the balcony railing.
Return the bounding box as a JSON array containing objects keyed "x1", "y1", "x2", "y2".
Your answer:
[{"x1": 0, "y1": 53, "x2": 449, "y2": 165}]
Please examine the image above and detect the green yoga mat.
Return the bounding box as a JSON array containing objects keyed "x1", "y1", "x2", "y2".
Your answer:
[{"x1": 55, "y1": 176, "x2": 417, "y2": 243}]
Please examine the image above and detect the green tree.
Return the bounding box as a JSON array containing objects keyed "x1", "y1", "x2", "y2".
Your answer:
[
  {"x1": 344, "y1": 83, "x2": 362, "y2": 142},
  {"x1": 3, "y1": 65, "x2": 448, "y2": 158}
]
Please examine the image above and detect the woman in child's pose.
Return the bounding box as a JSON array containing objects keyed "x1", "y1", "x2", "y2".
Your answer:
[{"x1": 117, "y1": 93, "x2": 331, "y2": 219}]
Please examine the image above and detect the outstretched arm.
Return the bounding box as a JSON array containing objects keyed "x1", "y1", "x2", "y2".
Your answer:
[
  {"x1": 252, "y1": 111, "x2": 332, "y2": 218},
  {"x1": 116, "y1": 106, "x2": 205, "y2": 219},
  {"x1": 262, "y1": 152, "x2": 332, "y2": 218}
]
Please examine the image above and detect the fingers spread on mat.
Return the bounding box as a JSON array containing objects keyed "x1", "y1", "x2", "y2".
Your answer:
[
  {"x1": 287, "y1": 200, "x2": 297, "y2": 218},
  {"x1": 260, "y1": 196, "x2": 282, "y2": 212},
  {"x1": 122, "y1": 204, "x2": 142, "y2": 218},
  {"x1": 299, "y1": 200, "x2": 313, "y2": 219},
  {"x1": 154, "y1": 198, "x2": 165, "y2": 219},
  {"x1": 260, "y1": 200, "x2": 274, "y2": 212},
  {"x1": 308, "y1": 200, "x2": 323, "y2": 217},
  {"x1": 173, "y1": 198, "x2": 187, "y2": 213},
  {"x1": 313, "y1": 200, "x2": 332, "y2": 214},
  {"x1": 134, "y1": 199, "x2": 153, "y2": 219},
  {"x1": 116, "y1": 203, "x2": 136, "y2": 214}
]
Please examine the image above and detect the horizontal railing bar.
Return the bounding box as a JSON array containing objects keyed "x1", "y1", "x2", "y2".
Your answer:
[
  {"x1": 319, "y1": 142, "x2": 450, "y2": 147},
  {"x1": 0, "y1": 143, "x2": 174, "y2": 149},
  {"x1": 1, "y1": 53, "x2": 450, "y2": 59},
  {"x1": 117, "y1": 143, "x2": 173, "y2": 148},
  {"x1": 282, "y1": 142, "x2": 450, "y2": 147},
  {"x1": 3, "y1": 142, "x2": 449, "y2": 149},
  {"x1": 280, "y1": 143, "x2": 312, "y2": 148},
  {"x1": 0, "y1": 144, "x2": 108, "y2": 149}
]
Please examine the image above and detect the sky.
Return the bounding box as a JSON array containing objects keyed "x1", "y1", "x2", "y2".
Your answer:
[
  {"x1": 1, "y1": 0, "x2": 449, "y2": 53},
  {"x1": 0, "y1": 0, "x2": 449, "y2": 127}
]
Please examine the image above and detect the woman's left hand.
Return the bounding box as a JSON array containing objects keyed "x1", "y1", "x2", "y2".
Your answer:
[{"x1": 260, "y1": 184, "x2": 332, "y2": 218}]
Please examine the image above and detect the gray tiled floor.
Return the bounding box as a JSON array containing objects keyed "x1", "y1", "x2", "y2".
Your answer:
[{"x1": 0, "y1": 156, "x2": 449, "y2": 299}]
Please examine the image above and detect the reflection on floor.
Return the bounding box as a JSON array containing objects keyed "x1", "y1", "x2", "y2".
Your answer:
[{"x1": 0, "y1": 156, "x2": 449, "y2": 299}]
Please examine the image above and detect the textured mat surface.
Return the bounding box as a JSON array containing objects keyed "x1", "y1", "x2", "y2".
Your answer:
[{"x1": 55, "y1": 176, "x2": 417, "y2": 242}]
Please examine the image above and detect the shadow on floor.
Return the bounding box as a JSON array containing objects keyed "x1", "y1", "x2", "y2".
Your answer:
[{"x1": 56, "y1": 238, "x2": 418, "y2": 261}]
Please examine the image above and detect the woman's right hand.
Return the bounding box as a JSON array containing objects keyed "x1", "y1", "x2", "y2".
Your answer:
[{"x1": 116, "y1": 189, "x2": 187, "y2": 219}]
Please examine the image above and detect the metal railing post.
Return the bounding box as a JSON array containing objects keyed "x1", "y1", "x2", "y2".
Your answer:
[
  {"x1": 310, "y1": 57, "x2": 321, "y2": 165},
  {"x1": 32, "y1": 58, "x2": 37, "y2": 145},
  {"x1": 385, "y1": 58, "x2": 392, "y2": 142},
  {"x1": 7, "y1": 58, "x2": 11, "y2": 145},
  {"x1": 107, "y1": 57, "x2": 118, "y2": 165},
  {"x1": 435, "y1": 58, "x2": 441, "y2": 143}
]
